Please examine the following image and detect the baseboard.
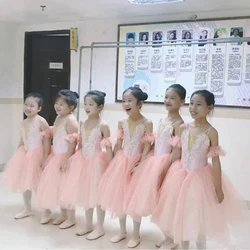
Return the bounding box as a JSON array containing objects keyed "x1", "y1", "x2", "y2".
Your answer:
[{"x1": 0, "y1": 163, "x2": 5, "y2": 171}]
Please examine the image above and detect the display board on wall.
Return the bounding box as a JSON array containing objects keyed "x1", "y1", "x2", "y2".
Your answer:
[{"x1": 116, "y1": 17, "x2": 250, "y2": 108}]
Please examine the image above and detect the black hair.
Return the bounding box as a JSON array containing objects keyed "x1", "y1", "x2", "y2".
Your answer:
[
  {"x1": 123, "y1": 86, "x2": 148, "y2": 102},
  {"x1": 155, "y1": 32, "x2": 162, "y2": 40},
  {"x1": 166, "y1": 84, "x2": 186, "y2": 100},
  {"x1": 141, "y1": 33, "x2": 148, "y2": 40},
  {"x1": 25, "y1": 93, "x2": 43, "y2": 107},
  {"x1": 191, "y1": 90, "x2": 215, "y2": 106},
  {"x1": 84, "y1": 90, "x2": 106, "y2": 106},
  {"x1": 183, "y1": 31, "x2": 192, "y2": 39},
  {"x1": 128, "y1": 33, "x2": 134, "y2": 39},
  {"x1": 169, "y1": 31, "x2": 177, "y2": 40},
  {"x1": 55, "y1": 89, "x2": 79, "y2": 109},
  {"x1": 232, "y1": 28, "x2": 240, "y2": 33}
]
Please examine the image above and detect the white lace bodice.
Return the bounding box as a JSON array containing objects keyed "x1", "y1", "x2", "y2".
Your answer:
[
  {"x1": 181, "y1": 125, "x2": 211, "y2": 172},
  {"x1": 52, "y1": 120, "x2": 69, "y2": 155},
  {"x1": 21, "y1": 116, "x2": 43, "y2": 151},
  {"x1": 122, "y1": 118, "x2": 145, "y2": 157},
  {"x1": 81, "y1": 121, "x2": 103, "y2": 157},
  {"x1": 154, "y1": 119, "x2": 174, "y2": 155}
]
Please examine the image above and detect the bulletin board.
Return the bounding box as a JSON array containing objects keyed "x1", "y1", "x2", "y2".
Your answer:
[{"x1": 116, "y1": 17, "x2": 250, "y2": 107}]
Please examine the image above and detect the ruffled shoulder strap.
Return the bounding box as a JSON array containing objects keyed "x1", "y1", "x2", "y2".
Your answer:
[
  {"x1": 64, "y1": 133, "x2": 81, "y2": 143},
  {"x1": 168, "y1": 136, "x2": 182, "y2": 148},
  {"x1": 207, "y1": 146, "x2": 226, "y2": 157},
  {"x1": 142, "y1": 133, "x2": 155, "y2": 143},
  {"x1": 100, "y1": 137, "x2": 112, "y2": 148},
  {"x1": 40, "y1": 126, "x2": 53, "y2": 138}
]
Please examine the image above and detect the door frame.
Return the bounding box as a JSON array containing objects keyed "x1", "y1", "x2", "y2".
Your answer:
[{"x1": 23, "y1": 29, "x2": 71, "y2": 100}]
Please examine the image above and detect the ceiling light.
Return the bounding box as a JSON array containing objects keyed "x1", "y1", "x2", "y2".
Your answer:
[{"x1": 127, "y1": 0, "x2": 184, "y2": 4}]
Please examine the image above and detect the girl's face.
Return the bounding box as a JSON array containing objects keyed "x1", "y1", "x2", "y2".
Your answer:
[
  {"x1": 164, "y1": 88, "x2": 184, "y2": 112},
  {"x1": 156, "y1": 33, "x2": 160, "y2": 40},
  {"x1": 142, "y1": 34, "x2": 147, "y2": 41},
  {"x1": 24, "y1": 97, "x2": 41, "y2": 118},
  {"x1": 54, "y1": 97, "x2": 74, "y2": 116},
  {"x1": 122, "y1": 91, "x2": 142, "y2": 116},
  {"x1": 84, "y1": 96, "x2": 102, "y2": 117},
  {"x1": 189, "y1": 94, "x2": 211, "y2": 120}
]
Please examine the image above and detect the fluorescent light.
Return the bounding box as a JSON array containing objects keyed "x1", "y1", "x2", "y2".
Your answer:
[{"x1": 127, "y1": 0, "x2": 184, "y2": 4}]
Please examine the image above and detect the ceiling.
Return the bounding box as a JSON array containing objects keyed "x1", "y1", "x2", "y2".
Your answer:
[{"x1": 1, "y1": 0, "x2": 250, "y2": 24}]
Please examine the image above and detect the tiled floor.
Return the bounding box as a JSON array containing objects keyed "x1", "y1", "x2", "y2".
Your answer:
[{"x1": 0, "y1": 173, "x2": 244, "y2": 249}]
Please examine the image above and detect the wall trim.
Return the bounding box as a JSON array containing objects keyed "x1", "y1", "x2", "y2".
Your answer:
[{"x1": 0, "y1": 98, "x2": 23, "y2": 104}]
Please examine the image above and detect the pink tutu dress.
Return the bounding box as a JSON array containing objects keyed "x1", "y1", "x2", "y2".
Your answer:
[
  {"x1": 98, "y1": 118, "x2": 149, "y2": 219},
  {"x1": 35, "y1": 119, "x2": 76, "y2": 210},
  {"x1": 152, "y1": 124, "x2": 249, "y2": 248},
  {"x1": 126, "y1": 119, "x2": 178, "y2": 222},
  {"x1": 60, "y1": 120, "x2": 110, "y2": 210},
  {"x1": 4, "y1": 115, "x2": 44, "y2": 192}
]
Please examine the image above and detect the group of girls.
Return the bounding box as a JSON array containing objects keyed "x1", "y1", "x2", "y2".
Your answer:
[{"x1": 3, "y1": 85, "x2": 249, "y2": 249}]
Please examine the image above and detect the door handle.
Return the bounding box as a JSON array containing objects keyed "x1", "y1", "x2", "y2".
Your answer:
[{"x1": 51, "y1": 85, "x2": 62, "y2": 88}]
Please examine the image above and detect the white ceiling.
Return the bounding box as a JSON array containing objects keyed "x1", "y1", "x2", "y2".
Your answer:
[{"x1": 1, "y1": 0, "x2": 250, "y2": 24}]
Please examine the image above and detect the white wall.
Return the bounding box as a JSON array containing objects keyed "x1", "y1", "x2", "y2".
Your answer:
[
  {"x1": 3, "y1": 10, "x2": 250, "y2": 199},
  {"x1": 0, "y1": 23, "x2": 19, "y2": 98},
  {"x1": 0, "y1": 23, "x2": 20, "y2": 165}
]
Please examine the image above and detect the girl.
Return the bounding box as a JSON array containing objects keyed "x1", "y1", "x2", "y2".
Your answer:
[
  {"x1": 4, "y1": 93, "x2": 50, "y2": 219},
  {"x1": 60, "y1": 90, "x2": 113, "y2": 240},
  {"x1": 98, "y1": 87, "x2": 153, "y2": 248},
  {"x1": 35, "y1": 89, "x2": 79, "y2": 229},
  {"x1": 152, "y1": 90, "x2": 249, "y2": 249},
  {"x1": 126, "y1": 84, "x2": 186, "y2": 223}
]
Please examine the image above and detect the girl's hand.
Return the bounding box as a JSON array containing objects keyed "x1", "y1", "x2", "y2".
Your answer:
[
  {"x1": 41, "y1": 156, "x2": 48, "y2": 168},
  {"x1": 60, "y1": 161, "x2": 68, "y2": 172},
  {"x1": 130, "y1": 163, "x2": 139, "y2": 174},
  {"x1": 216, "y1": 188, "x2": 224, "y2": 203},
  {"x1": 157, "y1": 172, "x2": 165, "y2": 189}
]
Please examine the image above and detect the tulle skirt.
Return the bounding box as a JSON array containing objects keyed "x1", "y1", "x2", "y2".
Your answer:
[
  {"x1": 60, "y1": 150, "x2": 109, "y2": 210},
  {"x1": 98, "y1": 150, "x2": 141, "y2": 219},
  {"x1": 35, "y1": 152, "x2": 66, "y2": 210},
  {"x1": 3, "y1": 146, "x2": 44, "y2": 192},
  {"x1": 126, "y1": 153, "x2": 170, "y2": 222},
  {"x1": 152, "y1": 161, "x2": 250, "y2": 248}
]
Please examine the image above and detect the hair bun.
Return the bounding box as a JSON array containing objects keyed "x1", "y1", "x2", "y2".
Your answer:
[
  {"x1": 73, "y1": 92, "x2": 79, "y2": 99},
  {"x1": 100, "y1": 91, "x2": 106, "y2": 97},
  {"x1": 142, "y1": 92, "x2": 148, "y2": 101}
]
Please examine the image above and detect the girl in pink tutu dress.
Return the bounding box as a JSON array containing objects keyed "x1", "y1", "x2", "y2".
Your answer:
[
  {"x1": 126, "y1": 84, "x2": 186, "y2": 225},
  {"x1": 4, "y1": 93, "x2": 50, "y2": 220},
  {"x1": 98, "y1": 87, "x2": 153, "y2": 248},
  {"x1": 35, "y1": 90, "x2": 79, "y2": 229},
  {"x1": 152, "y1": 90, "x2": 250, "y2": 249},
  {"x1": 60, "y1": 90, "x2": 113, "y2": 240}
]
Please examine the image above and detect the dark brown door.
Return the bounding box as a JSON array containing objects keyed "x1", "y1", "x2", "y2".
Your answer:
[{"x1": 24, "y1": 30, "x2": 70, "y2": 125}]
